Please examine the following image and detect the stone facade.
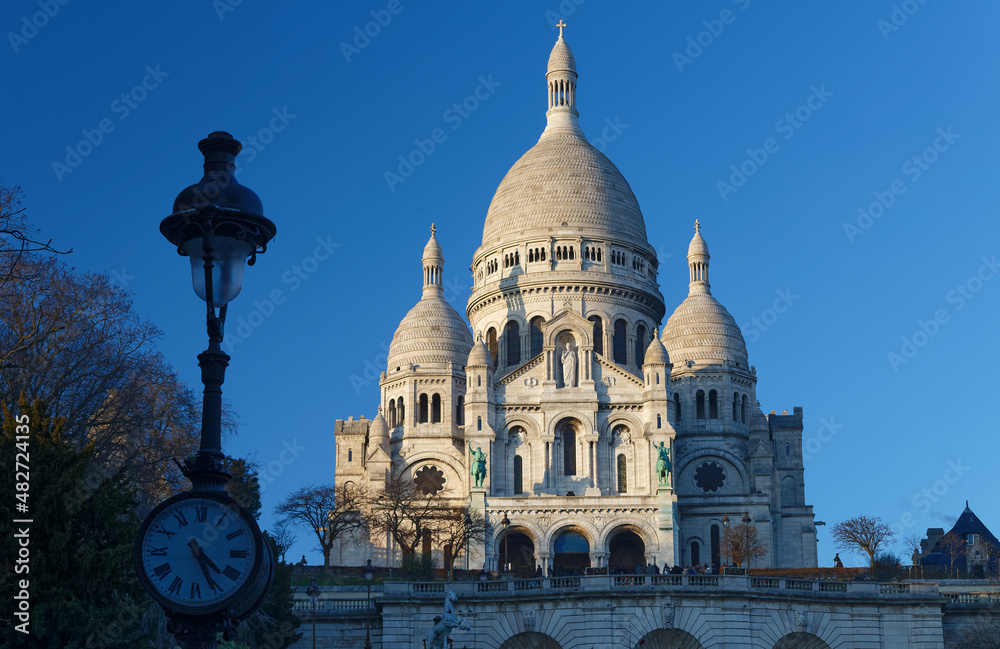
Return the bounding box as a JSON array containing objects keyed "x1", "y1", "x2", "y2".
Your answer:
[{"x1": 333, "y1": 32, "x2": 817, "y2": 574}]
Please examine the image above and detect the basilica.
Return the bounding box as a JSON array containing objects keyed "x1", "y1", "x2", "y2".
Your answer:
[{"x1": 333, "y1": 30, "x2": 818, "y2": 574}]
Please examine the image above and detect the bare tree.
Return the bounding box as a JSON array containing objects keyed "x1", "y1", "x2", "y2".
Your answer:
[
  {"x1": 436, "y1": 508, "x2": 488, "y2": 579},
  {"x1": 961, "y1": 615, "x2": 1000, "y2": 649},
  {"x1": 723, "y1": 523, "x2": 767, "y2": 570},
  {"x1": 831, "y1": 515, "x2": 894, "y2": 576},
  {"x1": 937, "y1": 531, "x2": 966, "y2": 577},
  {"x1": 268, "y1": 519, "x2": 298, "y2": 564},
  {"x1": 366, "y1": 473, "x2": 454, "y2": 560},
  {"x1": 0, "y1": 183, "x2": 70, "y2": 288},
  {"x1": 274, "y1": 482, "x2": 366, "y2": 566}
]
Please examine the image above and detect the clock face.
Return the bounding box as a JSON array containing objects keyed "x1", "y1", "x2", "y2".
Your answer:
[{"x1": 137, "y1": 495, "x2": 257, "y2": 610}]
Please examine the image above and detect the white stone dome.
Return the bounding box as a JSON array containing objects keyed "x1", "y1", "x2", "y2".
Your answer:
[
  {"x1": 480, "y1": 133, "x2": 649, "y2": 250},
  {"x1": 387, "y1": 227, "x2": 473, "y2": 371},
  {"x1": 661, "y1": 294, "x2": 748, "y2": 369},
  {"x1": 467, "y1": 340, "x2": 493, "y2": 368},
  {"x1": 643, "y1": 333, "x2": 670, "y2": 366}
]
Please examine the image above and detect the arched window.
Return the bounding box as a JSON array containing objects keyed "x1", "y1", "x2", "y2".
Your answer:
[
  {"x1": 563, "y1": 427, "x2": 576, "y2": 476},
  {"x1": 733, "y1": 392, "x2": 739, "y2": 422},
  {"x1": 529, "y1": 317, "x2": 544, "y2": 358},
  {"x1": 540, "y1": 248, "x2": 546, "y2": 261},
  {"x1": 657, "y1": 414, "x2": 662, "y2": 429},
  {"x1": 477, "y1": 416, "x2": 482, "y2": 431},
  {"x1": 431, "y1": 394, "x2": 442, "y2": 423},
  {"x1": 348, "y1": 448, "x2": 353, "y2": 462},
  {"x1": 505, "y1": 321, "x2": 521, "y2": 366},
  {"x1": 785, "y1": 443, "x2": 790, "y2": 457},
  {"x1": 691, "y1": 541, "x2": 700, "y2": 566},
  {"x1": 513, "y1": 456, "x2": 523, "y2": 495},
  {"x1": 388, "y1": 399, "x2": 396, "y2": 428},
  {"x1": 398, "y1": 397, "x2": 404, "y2": 425},
  {"x1": 674, "y1": 393, "x2": 682, "y2": 422},
  {"x1": 709, "y1": 390, "x2": 718, "y2": 419},
  {"x1": 617, "y1": 454, "x2": 627, "y2": 494},
  {"x1": 590, "y1": 316, "x2": 604, "y2": 355},
  {"x1": 711, "y1": 525, "x2": 720, "y2": 569},
  {"x1": 613, "y1": 319, "x2": 627, "y2": 364},
  {"x1": 782, "y1": 475, "x2": 796, "y2": 505},
  {"x1": 696, "y1": 390, "x2": 705, "y2": 419},
  {"x1": 635, "y1": 324, "x2": 647, "y2": 366},
  {"x1": 456, "y1": 395, "x2": 464, "y2": 426},
  {"x1": 477, "y1": 375, "x2": 481, "y2": 387},
  {"x1": 742, "y1": 395, "x2": 749, "y2": 424},
  {"x1": 419, "y1": 394, "x2": 429, "y2": 423},
  {"x1": 486, "y1": 328, "x2": 498, "y2": 366}
]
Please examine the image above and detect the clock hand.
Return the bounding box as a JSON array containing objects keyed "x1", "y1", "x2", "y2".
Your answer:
[{"x1": 188, "y1": 538, "x2": 222, "y2": 573}]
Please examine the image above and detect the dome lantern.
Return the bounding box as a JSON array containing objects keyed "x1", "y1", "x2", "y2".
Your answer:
[
  {"x1": 543, "y1": 22, "x2": 583, "y2": 139},
  {"x1": 688, "y1": 220, "x2": 711, "y2": 296}
]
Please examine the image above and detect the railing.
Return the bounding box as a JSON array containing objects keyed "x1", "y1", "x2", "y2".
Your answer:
[
  {"x1": 292, "y1": 598, "x2": 373, "y2": 612},
  {"x1": 948, "y1": 592, "x2": 1000, "y2": 603},
  {"x1": 383, "y1": 575, "x2": 940, "y2": 599}
]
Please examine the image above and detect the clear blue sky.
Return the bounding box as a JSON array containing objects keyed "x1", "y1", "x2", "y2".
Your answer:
[{"x1": 3, "y1": 1, "x2": 998, "y2": 568}]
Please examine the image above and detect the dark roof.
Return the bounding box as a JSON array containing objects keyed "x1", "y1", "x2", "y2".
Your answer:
[{"x1": 920, "y1": 502, "x2": 1000, "y2": 567}]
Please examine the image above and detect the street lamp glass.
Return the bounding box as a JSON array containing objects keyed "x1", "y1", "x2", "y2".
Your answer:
[
  {"x1": 364, "y1": 559, "x2": 375, "y2": 582},
  {"x1": 306, "y1": 577, "x2": 320, "y2": 605},
  {"x1": 182, "y1": 236, "x2": 255, "y2": 307}
]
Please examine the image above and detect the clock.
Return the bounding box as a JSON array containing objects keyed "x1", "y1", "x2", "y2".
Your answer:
[{"x1": 135, "y1": 490, "x2": 273, "y2": 619}]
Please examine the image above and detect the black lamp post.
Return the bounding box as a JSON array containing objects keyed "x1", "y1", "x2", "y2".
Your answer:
[
  {"x1": 501, "y1": 512, "x2": 511, "y2": 574},
  {"x1": 135, "y1": 132, "x2": 277, "y2": 649},
  {"x1": 742, "y1": 512, "x2": 752, "y2": 573},
  {"x1": 722, "y1": 513, "x2": 730, "y2": 572},
  {"x1": 159, "y1": 131, "x2": 277, "y2": 488},
  {"x1": 306, "y1": 578, "x2": 320, "y2": 649},
  {"x1": 364, "y1": 559, "x2": 375, "y2": 649}
]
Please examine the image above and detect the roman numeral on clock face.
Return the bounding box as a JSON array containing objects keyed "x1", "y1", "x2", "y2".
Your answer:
[
  {"x1": 150, "y1": 546, "x2": 167, "y2": 557},
  {"x1": 173, "y1": 511, "x2": 188, "y2": 527},
  {"x1": 190, "y1": 582, "x2": 201, "y2": 599},
  {"x1": 153, "y1": 563, "x2": 171, "y2": 579},
  {"x1": 168, "y1": 576, "x2": 183, "y2": 595},
  {"x1": 222, "y1": 565, "x2": 240, "y2": 581},
  {"x1": 155, "y1": 527, "x2": 175, "y2": 539},
  {"x1": 194, "y1": 505, "x2": 207, "y2": 523},
  {"x1": 230, "y1": 549, "x2": 248, "y2": 559},
  {"x1": 226, "y1": 529, "x2": 245, "y2": 541}
]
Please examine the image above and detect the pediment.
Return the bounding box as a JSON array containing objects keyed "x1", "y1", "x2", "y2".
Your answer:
[
  {"x1": 367, "y1": 444, "x2": 391, "y2": 464},
  {"x1": 497, "y1": 353, "x2": 545, "y2": 387},
  {"x1": 543, "y1": 308, "x2": 595, "y2": 347},
  {"x1": 594, "y1": 354, "x2": 644, "y2": 388}
]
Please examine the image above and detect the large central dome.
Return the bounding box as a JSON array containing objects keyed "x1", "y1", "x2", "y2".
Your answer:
[{"x1": 480, "y1": 133, "x2": 648, "y2": 250}]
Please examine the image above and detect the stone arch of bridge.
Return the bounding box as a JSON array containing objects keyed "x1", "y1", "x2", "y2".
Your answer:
[
  {"x1": 497, "y1": 631, "x2": 563, "y2": 649},
  {"x1": 773, "y1": 632, "x2": 832, "y2": 649},
  {"x1": 636, "y1": 628, "x2": 704, "y2": 649}
]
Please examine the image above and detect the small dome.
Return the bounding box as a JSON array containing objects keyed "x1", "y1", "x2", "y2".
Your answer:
[
  {"x1": 688, "y1": 221, "x2": 709, "y2": 259},
  {"x1": 662, "y1": 294, "x2": 749, "y2": 369},
  {"x1": 750, "y1": 404, "x2": 769, "y2": 432},
  {"x1": 467, "y1": 340, "x2": 493, "y2": 368},
  {"x1": 643, "y1": 333, "x2": 669, "y2": 366},
  {"x1": 547, "y1": 37, "x2": 576, "y2": 75},
  {"x1": 370, "y1": 411, "x2": 389, "y2": 439},
  {"x1": 422, "y1": 224, "x2": 443, "y2": 262},
  {"x1": 387, "y1": 294, "x2": 473, "y2": 370}
]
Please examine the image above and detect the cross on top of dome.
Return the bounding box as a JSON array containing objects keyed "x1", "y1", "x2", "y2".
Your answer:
[{"x1": 556, "y1": 20, "x2": 566, "y2": 38}]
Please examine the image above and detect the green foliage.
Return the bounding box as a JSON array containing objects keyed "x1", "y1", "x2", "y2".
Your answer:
[
  {"x1": 872, "y1": 552, "x2": 904, "y2": 581},
  {"x1": 0, "y1": 399, "x2": 153, "y2": 648},
  {"x1": 400, "y1": 553, "x2": 435, "y2": 580},
  {"x1": 225, "y1": 456, "x2": 262, "y2": 518}
]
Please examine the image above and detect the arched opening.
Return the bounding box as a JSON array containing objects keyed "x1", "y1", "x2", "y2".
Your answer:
[
  {"x1": 486, "y1": 327, "x2": 498, "y2": 366},
  {"x1": 553, "y1": 530, "x2": 590, "y2": 575},
  {"x1": 657, "y1": 414, "x2": 662, "y2": 429},
  {"x1": 674, "y1": 393, "x2": 682, "y2": 422},
  {"x1": 636, "y1": 629, "x2": 705, "y2": 649},
  {"x1": 709, "y1": 389, "x2": 718, "y2": 419},
  {"x1": 388, "y1": 399, "x2": 396, "y2": 428},
  {"x1": 589, "y1": 316, "x2": 604, "y2": 355},
  {"x1": 613, "y1": 319, "x2": 627, "y2": 364},
  {"x1": 608, "y1": 529, "x2": 645, "y2": 572},
  {"x1": 418, "y1": 394, "x2": 429, "y2": 423},
  {"x1": 616, "y1": 454, "x2": 627, "y2": 494},
  {"x1": 696, "y1": 390, "x2": 705, "y2": 419},
  {"x1": 742, "y1": 395, "x2": 749, "y2": 424},
  {"x1": 431, "y1": 394, "x2": 441, "y2": 423},
  {"x1": 782, "y1": 475, "x2": 797, "y2": 506},
  {"x1": 398, "y1": 397, "x2": 404, "y2": 425},
  {"x1": 348, "y1": 448, "x2": 352, "y2": 462},
  {"x1": 711, "y1": 524, "x2": 721, "y2": 570},
  {"x1": 477, "y1": 416, "x2": 482, "y2": 431},
  {"x1": 455, "y1": 395, "x2": 464, "y2": 426},
  {"x1": 635, "y1": 324, "x2": 647, "y2": 366},
  {"x1": 499, "y1": 530, "x2": 535, "y2": 577},
  {"x1": 562, "y1": 425, "x2": 576, "y2": 476},
  {"x1": 497, "y1": 632, "x2": 563, "y2": 649},
  {"x1": 773, "y1": 633, "x2": 832, "y2": 649},
  {"x1": 733, "y1": 392, "x2": 739, "y2": 422},
  {"x1": 529, "y1": 316, "x2": 544, "y2": 357},
  {"x1": 506, "y1": 321, "x2": 521, "y2": 366},
  {"x1": 690, "y1": 540, "x2": 701, "y2": 566},
  {"x1": 513, "y1": 455, "x2": 523, "y2": 494}
]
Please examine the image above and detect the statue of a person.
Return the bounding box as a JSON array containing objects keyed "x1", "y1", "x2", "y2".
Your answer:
[
  {"x1": 469, "y1": 443, "x2": 487, "y2": 488},
  {"x1": 561, "y1": 343, "x2": 577, "y2": 388},
  {"x1": 655, "y1": 441, "x2": 672, "y2": 487},
  {"x1": 425, "y1": 590, "x2": 470, "y2": 649}
]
